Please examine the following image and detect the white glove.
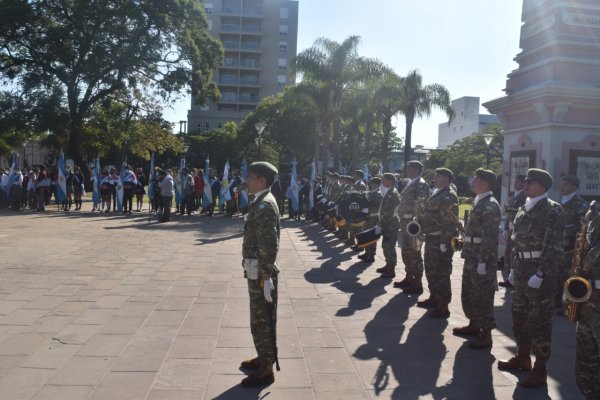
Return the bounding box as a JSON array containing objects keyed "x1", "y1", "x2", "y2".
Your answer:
[
  {"x1": 361, "y1": 208, "x2": 369, "y2": 214},
  {"x1": 508, "y1": 269, "x2": 515, "y2": 285},
  {"x1": 374, "y1": 225, "x2": 382, "y2": 235},
  {"x1": 263, "y1": 278, "x2": 274, "y2": 303},
  {"x1": 440, "y1": 244, "x2": 447, "y2": 253},
  {"x1": 528, "y1": 274, "x2": 543, "y2": 289},
  {"x1": 476, "y1": 262, "x2": 486, "y2": 275}
]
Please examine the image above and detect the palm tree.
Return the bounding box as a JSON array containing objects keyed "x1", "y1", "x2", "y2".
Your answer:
[
  {"x1": 371, "y1": 70, "x2": 404, "y2": 170},
  {"x1": 398, "y1": 70, "x2": 454, "y2": 170}
]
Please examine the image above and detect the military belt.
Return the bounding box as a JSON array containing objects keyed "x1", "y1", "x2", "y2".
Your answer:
[
  {"x1": 367, "y1": 212, "x2": 378, "y2": 217},
  {"x1": 516, "y1": 250, "x2": 542, "y2": 259},
  {"x1": 401, "y1": 213, "x2": 414, "y2": 219},
  {"x1": 464, "y1": 236, "x2": 482, "y2": 244},
  {"x1": 427, "y1": 231, "x2": 442, "y2": 236}
]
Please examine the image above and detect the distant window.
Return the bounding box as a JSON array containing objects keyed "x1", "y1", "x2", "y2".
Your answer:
[
  {"x1": 205, "y1": 3, "x2": 213, "y2": 15},
  {"x1": 197, "y1": 123, "x2": 202, "y2": 129},
  {"x1": 217, "y1": 123, "x2": 223, "y2": 129},
  {"x1": 279, "y1": 42, "x2": 287, "y2": 53},
  {"x1": 460, "y1": 125, "x2": 463, "y2": 131},
  {"x1": 280, "y1": 7, "x2": 289, "y2": 19},
  {"x1": 277, "y1": 75, "x2": 287, "y2": 87},
  {"x1": 278, "y1": 58, "x2": 287, "y2": 70},
  {"x1": 205, "y1": 122, "x2": 211, "y2": 130},
  {"x1": 279, "y1": 24, "x2": 288, "y2": 36},
  {"x1": 207, "y1": 20, "x2": 212, "y2": 30},
  {"x1": 461, "y1": 111, "x2": 463, "y2": 117}
]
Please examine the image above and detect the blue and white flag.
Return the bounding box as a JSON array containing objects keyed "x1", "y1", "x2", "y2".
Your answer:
[
  {"x1": 203, "y1": 157, "x2": 212, "y2": 207},
  {"x1": 175, "y1": 156, "x2": 185, "y2": 205},
  {"x1": 56, "y1": 152, "x2": 67, "y2": 202},
  {"x1": 6, "y1": 152, "x2": 20, "y2": 197},
  {"x1": 308, "y1": 160, "x2": 316, "y2": 211},
  {"x1": 364, "y1": 162, "x2": 370, "y2": 183},
  {"x1": 377, "y1": 163, "x2": 383, "y2": 176},
  {"x1": 288, "y1": 158, "x2": 299, "y2": 212},
  {"x1": 240, "y1": 159, "x2": 248, "y2": 210},
  {"x1": 220, "y1": 161, "x2": 231, "y2": 206},
  {"x1": 92, "y1": 158, "x2": 100, "y2": 207},
  {"x1": 116, "y1": 162, "x2": 126, "y2": 212},
  {"x1": 148, "y1": 152, "x2": 155, "y2": 203}
]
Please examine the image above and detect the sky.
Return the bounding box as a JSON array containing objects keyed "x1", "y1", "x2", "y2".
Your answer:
[{"x1": 164, "y1": 0, "x2": 524, "y2": 149}]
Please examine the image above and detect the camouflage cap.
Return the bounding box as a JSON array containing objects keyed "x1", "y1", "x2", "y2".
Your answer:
[
  {"x1": 369, "y1": 176, "x2": 382, "y2": 185},
  {"x1": 435, "y1": 168, "x2": 454, "y2": 181},
  {"x1": 475, "y1": 168, "x2": 496, "y2": 187},
  {"x1": 382, "y1": 172, "x2": 396, "y2": 182},
  {"x1": 248, "y1": 161, "x2": 278, "y2": 182},
  {"x1": 353, "y1": 170, "x2": 364, "y2": 178},
  {"x1": 406, "y1": 160, "x2": 424, "y2": 171},
  {"x1": 562, "y1": 175, "x2": 580, "y2": 188},
  {"x1": 524, "y1": 168, "x2": 552, "y2": 190}
]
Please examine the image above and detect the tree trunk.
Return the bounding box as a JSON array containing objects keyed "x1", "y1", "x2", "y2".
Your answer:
[
  {"x1": 364, "y1": 114, "x2": 373, "y2": 162},
  {"x1": 68, "y1": 117, "x2": 84, "y2": 166},
  {"x1": 403, "y1": 113, "x2": 415, "y2": 171},
  {"x1": 321, "y1": 115, "x2": 330, "y2": 174},
  {"x1": 331, "y1": 97, "x2": 342, "y2": 172},
  {"x1": 381, "y1": 114, "x2": 392, "y2": 172},
  {"x1": 314, "y1": 118, "x2": 322, "y2": 175},
  {"x1": 350, "y1": 122, "x2": 359, "y2": 171}
]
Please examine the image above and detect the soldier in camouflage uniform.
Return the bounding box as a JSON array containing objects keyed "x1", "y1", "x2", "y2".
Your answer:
[
  {"x1": 575, "y1": 201, "x2": 600, "y2": 400},
  {"x1": 498, "y1": 168, "x2": 565, "y2": 388},
  {"x1": 417, "y1": 168, "x2": 459, "y2": 318},
  {"x1": 557, "y1": 175, "x2": 587, "y2": 310},
  {"x1": 452, "y1": 169, "x2": 501, "y2": 349},
  {"x1": 393, "y1": 161, "x2": 430, "y2": 294},
  {"x1": 353, "y1": 170, "x2": 367, "y2": 192},
  {"x1": 240, "y1": 162, "x2": 281, "y2": 387},
  {"x1": 500, "y1": 175, "x2": 526, "y2": 288},
  {"x1": 358, "y1": 177, "x2": 384, "y2": 263},
  {"x1": 375, "y1": 173, "x2": 401, "y2": 278}
]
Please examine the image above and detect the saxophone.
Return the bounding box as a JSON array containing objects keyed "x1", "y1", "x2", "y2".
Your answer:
[
  {"x1": 564, "y1": 210, "x2": 592, "y2": 322},
  {"x1": 447, "y1": 204, "x2": 466, "y2": 251}
]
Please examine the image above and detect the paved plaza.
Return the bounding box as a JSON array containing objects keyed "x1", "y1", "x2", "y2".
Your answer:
[{"x1": 0, "y1": 204, "x2": 583, "y2": 399}]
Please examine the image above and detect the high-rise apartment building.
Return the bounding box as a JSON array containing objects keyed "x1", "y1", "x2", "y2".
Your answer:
[{"x1": 187, "y1": 0, "x2": 299, "y2": 133}]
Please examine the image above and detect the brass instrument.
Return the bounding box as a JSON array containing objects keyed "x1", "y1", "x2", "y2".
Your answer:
[
  {"x1": 565, "y1": 213, "x2": 591, "y2": 322},
  {"x1": 447, "y1": 204, "x2": 466, "y2": 251}
]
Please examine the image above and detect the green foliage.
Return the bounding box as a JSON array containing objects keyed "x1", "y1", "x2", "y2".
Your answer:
[{"x1": 0, "y1": 0, "x2": 223, "y2": 163}]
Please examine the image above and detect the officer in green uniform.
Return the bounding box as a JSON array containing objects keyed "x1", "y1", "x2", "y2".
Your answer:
[
  {"x1": 394, "y1": 161, "x2": 430, "y2": 294},
  {"x1": 452, "y1": 169, "x2": 501, "y2": 349},
  {"x1": 500, "y1": 175, "x2": 527, "y2": 288},
  {"x1": 498, "y1": 168, "x2": 565, "y2": 388},
  {"x1": 557, "y1": 175, "x2": 587, "y2": 310},
  {"x1": 575, "y1": 201, "x2": 600, "y2": 400},
  {"x1": 358, "y1": 177, "x2": 383, "y2": 263},
  {"x1": 417, "y1": 168, "x2": 459, "y2": 318},
  {"x1": 240, "y1": 161, "x2": 281, "y2": 387},
  {"x1": 375, "y1": 173, "x2": 401, "y2": 278}
]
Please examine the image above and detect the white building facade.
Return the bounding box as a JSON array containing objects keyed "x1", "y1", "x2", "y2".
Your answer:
[{"x1": 437, "y1": 96, "x2": 499, "y2": 149}]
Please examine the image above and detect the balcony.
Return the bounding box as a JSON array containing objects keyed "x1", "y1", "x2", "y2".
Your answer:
[
  {"x1": 221, "y1": 24, "x2": 262, "y2": 35},
  {"x1": 239, "y1": 94, "x2": 260, "y2": 103},
  {"x1": 239, "y1": 76, "x2": 260, "y2": 86},
  {"x1": 223, "y1": 41, "x2": 239, "y2": 50},
  {"x1": 221, "y1": 7, "x2": 263, "y2": 18},
  {"x1": 217, "y1": 77, "x2": 260, "y2": 87},
  {"x1": 240, "y1": 43, "x2": 261, "y2": 52}
]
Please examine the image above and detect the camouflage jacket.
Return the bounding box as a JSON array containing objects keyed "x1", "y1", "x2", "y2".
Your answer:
[
  {"x1": 461, "y1": 193, "x2": 501, "y2": 262},
  {"x1": 419, "y1": 187, "x2": 459, "y2": 243},
  {"x1": 582, "y1": 204, "x2": 600, "y2": 309},
  {"x1": 398, "y1": 177, "x2": 430, "y2": 226},
  {"x1": 354, "y1": 180, "x2": 367, "y2": 192},
  {"x1": 378, "y1": 187, "x2": 401, "y2": 229},
  {"x1": 365, "y1": 188, "x2": 384, "y2": 225},
  {"x1": 562, "y1": 193, "x2": 587, "y2": 246},
  {"x1": 242, "y1": 190, "x2": 281, "y2": 278},
  {"x1": 504, "y1": 190, "x2": 526, "y2": 230},
  {"x1": 511, "y1": 197, "x2": 565, "y2": 274}
]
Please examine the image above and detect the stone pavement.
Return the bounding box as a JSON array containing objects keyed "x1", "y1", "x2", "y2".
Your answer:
[{"x1": 0, "y1": 204, "x2": 583, "y2": 400}]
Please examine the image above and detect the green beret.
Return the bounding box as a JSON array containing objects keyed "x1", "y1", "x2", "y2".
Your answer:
[
  {"x1": 248, "y1": 161, "x2": 278, "y2": 182},
  {"x1": 354, "y1": 170, "x2": 364, "y2": 178},
  {"x1": 475, "y1": 168, "x2": 496, "y2": 187},
  {"x1": 406, "y1": 161, "x2": 424, "y2": 171},
  {"x1": 382, "y1": 172, "x2": 396, "y2": 182},
  {"x1": 562, "y1": 175, "x2": 580, "y2": 188},
  {"x1": 524, "y1": 168, "x2": 552, "y2": 190},
  {"x1": 435, "y1": 168, "x2": 454, "y2": 181},
  {"x1": 369, "y1": 177, "x2": 382, "y2": 185}
]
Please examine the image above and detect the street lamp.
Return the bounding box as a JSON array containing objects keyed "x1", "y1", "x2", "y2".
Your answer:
[
  {"x1": 254, "y1": 122, "x2": 266, "y2": 160},
  {"x1": 482, "y1": 133, "x2": 494, "y2": 169},
  {"x1": 179, "y1": 120, "x2": 188, "y2": 145}
]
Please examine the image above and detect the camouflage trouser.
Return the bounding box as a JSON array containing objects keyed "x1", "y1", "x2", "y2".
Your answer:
[
  {"x1": 502, "y1": 231, "x2": 514, "y2": 280},
  {"x1": 381, "y1": 226, "x2": 399, "y2": 266},
  {"x1": 512, "y1": 259, "x2": 556, "y2": 361},
  {"x1": 363, "y1": 217, "x2": 378, "y2": 255},
  {"x1": 400, "y1": 227, "x2": 424, "y2": 279},
  {"x1": 248, "y1": 276, "x2": 278, "y2": 363},
  {"x1": 461, "y1": 258, "x2": 496, "y2": 331},
  {"x1": 576, "y1": 302, "x2": 600, "y2": 399},
  {"x1": 424, "y1": 235, "x2": 454, "y2": 305},
  {"x1": 556, "y1": 245, "x2": 575, "y2": 307}
]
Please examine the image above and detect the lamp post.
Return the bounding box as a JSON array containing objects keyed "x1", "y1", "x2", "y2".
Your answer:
[
  {"x1": 482, "y1": 133, "x2": 494, "y2": 169},
  {"x1": 254, "y1": 122, "x2": 266, "y2": 160},
  {"x1": 179, "y1": 120, "x2": 188, "y2": 146}
]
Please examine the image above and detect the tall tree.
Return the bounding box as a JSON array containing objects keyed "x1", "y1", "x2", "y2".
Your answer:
[
  {"x1": 398, "y1": 70, "x2": 453, "y2": 170},
  {"x1": 0, "y1": 0, "x2": 223, "y2": 164}
]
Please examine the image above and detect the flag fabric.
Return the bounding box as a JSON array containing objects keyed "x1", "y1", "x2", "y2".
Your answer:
[
  {"x1": 308, "y1": 160, "x2": 316, "y2": 211},
  {"x1": 288, "y1": 158, "x2": 299, "y2": 212},
  {"x1": 203, "y1": 157, "x2": 212, "y2": 208},
  {"x1": 6, "y1": 152, "x2": 20, "y2": 197},
  {"x1": 364, "y1": 163, "x2": 370, "y2": 183},
  {"x1": 377, "y1": 163, "x2": 383, "y2": 176},
  {"x1": 92, "y1": 158, "x2": 100, "y2": 207},
  {"x1": 115, "y1": 162, "x2": 126, "y2": 212},
  {"x1": 220, "y1": 161, "x2": 231, "y2": 206},
  {"x1": 56, "y1": 152, "x2": 67, "y2": 203},
  {"x1": 239, "y1": 159, "x2": 248, "y2": 210},
  {"x1": 175, "y1": 156, "x2": 185, "y2": 205},
  {"x1": 148, "y1": 152, "x2": 155, "y2": 203}
]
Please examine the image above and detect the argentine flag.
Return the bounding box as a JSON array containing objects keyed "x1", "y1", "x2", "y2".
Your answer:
[
  {"x1": 92, "y1": 158, "x2": 100, "y2": 208},
  {"x1": 6, "y1": 152, "x2": 20, "y2": 197},
  {"x1": 220, "y1": 161, "x2": 231, "y2": 206},
  {"x1": 308, "y1": 160, "x2": 316, "y2": 211},
  {"x1": 175, "y1": 156, "x2": 185, "y2": 205},
  {"x1": 364, "y1": 163, "x2": 370, "y2": 183},
  {"x1": 148, "y1": 152, "x2": 155, "y2": 203},
  {"x1": 56, "y1": 152, "x2": 67, "y2": 203},
  {"x1": 203, "y1": 157, "x2": 212, "y2": 208},
  {"x1": 116, "y1": 162, "x2": 126, "y2": 212},
  {"x1": 239, "y1": 159, "x2": 249, "y2": 210},
  {"x1": 288, "y1": 158, "x2": 299, "y2": 212}
]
